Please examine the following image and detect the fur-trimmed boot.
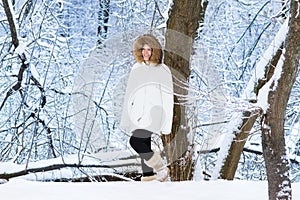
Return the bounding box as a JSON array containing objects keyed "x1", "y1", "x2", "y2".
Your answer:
[
  {"x1": 144, "y1": 152, "x2": 169, "y2": 182},
  {"x1": 140, "y1": 175, "x2": 156, "y2": 182}
]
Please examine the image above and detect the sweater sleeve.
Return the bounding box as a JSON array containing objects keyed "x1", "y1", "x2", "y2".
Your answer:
[
  {"x1": 161, "y1": 65, "x2": 174, "y2": 135},
  {"x1": 119, "y1": 68, "x2": 136, "y2": 133}
]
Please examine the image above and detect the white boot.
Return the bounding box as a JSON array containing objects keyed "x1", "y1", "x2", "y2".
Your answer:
[
  {"x1": 156, "y1": 167, "x2": 169, "y2": 182},
  {"x1": 140, "y1": 175, "x2": 156, "y2": 181},
  {"x1": 144, "y1": 152, "x2": 164, "y2": 171},
  {"x1": 144, "y1": 152, "x2": 169, "y2": 182}
]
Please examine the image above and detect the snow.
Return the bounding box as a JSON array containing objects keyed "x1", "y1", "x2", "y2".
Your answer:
[
  {"x1": 211, "y1": 130, "x2": 235, "y2": 180},
  {"x1": 163, "y1": 0, "x2": 173, "y2": 20},
  {"x1": 14, "y1": 41, "x2": 27, "y2": 55},
  {"x1": 0, "y1": 150, "x2": 299, "y2": 200},
  {"x1": 209, "y1": 16, "x2": 288, "y2": 176},
  {"x1": 296, "y1": 2, "x2": 300, "y2": 18},
  {"x1": 256, "y1": 47, "x2": 285, "y2": 113},
  {"x1": 243, "y1": 18, "x2": 289, "y2": 101},
  {"x1": 0, "y1": 150, "x2": 140, "y2": 181},
  {"x1": 0, "y1": 179, "x2": 299, "y2": 200},
  {"x1": 0, "y1": 1, "x2": 298, "y2": 199},
  {"x1": 0, "y1": 151, "x2": 300, "y2": 200},
  {"x1": 253, "y1": 18, "x2": 288, "y2": 113},
  {"x1": 0, "y1": 151, "x2": 299, "y2": 200}
]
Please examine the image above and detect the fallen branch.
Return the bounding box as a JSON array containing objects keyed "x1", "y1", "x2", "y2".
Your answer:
[{"x1": 0, "y1": 162, "x2": 140, "y2": 180}]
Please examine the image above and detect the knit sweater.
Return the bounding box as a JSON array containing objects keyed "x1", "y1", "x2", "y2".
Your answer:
[{"x1": 120, "y1": 62, "x2": 173, "y2": 135}]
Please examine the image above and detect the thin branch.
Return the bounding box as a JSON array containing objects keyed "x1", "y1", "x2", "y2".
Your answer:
[
  {"x1": 236, "y1": 1, "x2": 270, "y2": 44},
  {"x1": 0, "y1": 61, "x2": 28, "y2": 111},
  {"x1": 2, "y1": 0, "x2": 19, "y2": 48},
  {"x1": 193, "y1": 120, "x2": 229, "y2": 129}
]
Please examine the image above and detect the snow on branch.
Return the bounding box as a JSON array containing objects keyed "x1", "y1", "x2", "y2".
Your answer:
[
  {"x1": 0, "y1": 163, "x2": 113, "y2": 180},
  {"x1": 255, "y1": 19, "x2": 289, "y2": 113},
  {"x1": 296, "y1": 0, "x2": 300, "y2": 18},
  {"x1": 0, "y1": 150, "x2": 140, "y2": 181},
  {"x1": 210, "y1": 18, "x2": 289, "y2": 180},
  {"x1": 243, "y1": 18, "x2": 289, "y2": 101}
]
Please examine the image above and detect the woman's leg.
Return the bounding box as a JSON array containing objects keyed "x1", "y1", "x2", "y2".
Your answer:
[{"x1": 129, "y1": 129, "x2": 154, "y2": 176}]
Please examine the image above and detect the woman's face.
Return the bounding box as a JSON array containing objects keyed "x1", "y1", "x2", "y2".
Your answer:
[{"x1": 142, "y1": 44, "x2": 152, "y2": 61}]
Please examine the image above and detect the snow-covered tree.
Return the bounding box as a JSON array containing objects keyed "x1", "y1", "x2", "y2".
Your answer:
[
  {"x1": 162, "y1": 0, "x2": 208, "y2": 181},
  {"x1": 0, "y1": 1, "x2": 299, "y2": 192},
  {"x1": 259, "y1": 0, "x2": 300, "y2": 198}
]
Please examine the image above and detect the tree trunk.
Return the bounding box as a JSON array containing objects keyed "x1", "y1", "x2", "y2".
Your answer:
[
  {"x1": 220, "y1": 110, "x2": 260, "y2": 180},
  {"x1": 220, "y1": 43, "x2": 284, "y2": 180},
  {"x1": 162, "y1": 0, "x2": 208, "y2": 181},
  {"x1": 261, "y1": 1, "x2": 300, "y2": 199}
]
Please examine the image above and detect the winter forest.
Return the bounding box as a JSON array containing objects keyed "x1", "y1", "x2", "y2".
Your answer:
[{"x1": 0, "y1": 0, "x2": 300, "y2": 199}]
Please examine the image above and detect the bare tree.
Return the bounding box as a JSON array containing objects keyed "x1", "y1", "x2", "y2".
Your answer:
[
  {"x1": 162, "y1": 0, "x2": 208, "y2": 181},
  {"x1": 220, "y1": 38, "x2": 286, "y2": 180},
  {"x1": 209, "y1": 1, "x2": 293, "y2": 181},
  {"x1": 259, "y1": 0, "x2": 300, "y2": 199},
  {"x1": 1, "y1": 0, "x2": 57, "y2": 163},
  {"x1": 0, "y1": 0, "x2": 99, "y2": 164}
]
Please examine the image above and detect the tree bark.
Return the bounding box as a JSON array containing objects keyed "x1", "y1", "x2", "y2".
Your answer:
[
  {"x1": 220, "y1": 44, "x2": 284, "y2": 180},
  {"x1": 220, "y1": 110, "x2": 260, "y2": 179},
  {"x1": 261, "y1": 1, "x2": 300, "y2": 199},
  {"x1": 162, "y1": 0, "x2": 208, "y2": 181},
  {"x1": 2, "y1": 0, "x2": 19, "y2": 47}
]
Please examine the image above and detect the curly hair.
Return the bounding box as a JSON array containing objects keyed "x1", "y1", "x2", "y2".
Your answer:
[{"x1": 133, "y1": 34, "x2": 163, "y2": 64}]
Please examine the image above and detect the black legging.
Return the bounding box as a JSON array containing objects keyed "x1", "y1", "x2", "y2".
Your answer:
[{"x1": 129, "y1": 129, "x2": 154, "y2": 176}]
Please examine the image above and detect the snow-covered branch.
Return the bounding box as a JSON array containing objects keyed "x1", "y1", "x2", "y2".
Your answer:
[{"x1": 2, "y1": 0, "x2": 19, "y2": 48}]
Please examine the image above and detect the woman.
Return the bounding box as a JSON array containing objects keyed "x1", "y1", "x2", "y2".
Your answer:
[{"x1": 120, "y1": 34, "x2": 174, "y2": 181}]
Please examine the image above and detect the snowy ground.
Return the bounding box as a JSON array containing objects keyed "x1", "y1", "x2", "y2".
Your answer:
[
  {"x1": 1, "y1": 179, "x2": 300, "y2": 200},
  {"x1": 0, "y1": 151, "x2": 300, "y2": 199},
  {"x1": 1, "y1": 151, "x2": 299, "y2": 199}
]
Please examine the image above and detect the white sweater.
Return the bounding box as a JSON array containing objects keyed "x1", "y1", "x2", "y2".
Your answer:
[{"x1": 120, "y1": 62, "x2": 174, "y2": 135}]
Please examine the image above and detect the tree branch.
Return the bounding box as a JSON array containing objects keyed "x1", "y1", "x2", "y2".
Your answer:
[
  {"x1": 2, "y1": 0, "x2": 19, "y2": 48},
  {"x1": 0, "y1": 162, "x2": 140, "y2": 180}
]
